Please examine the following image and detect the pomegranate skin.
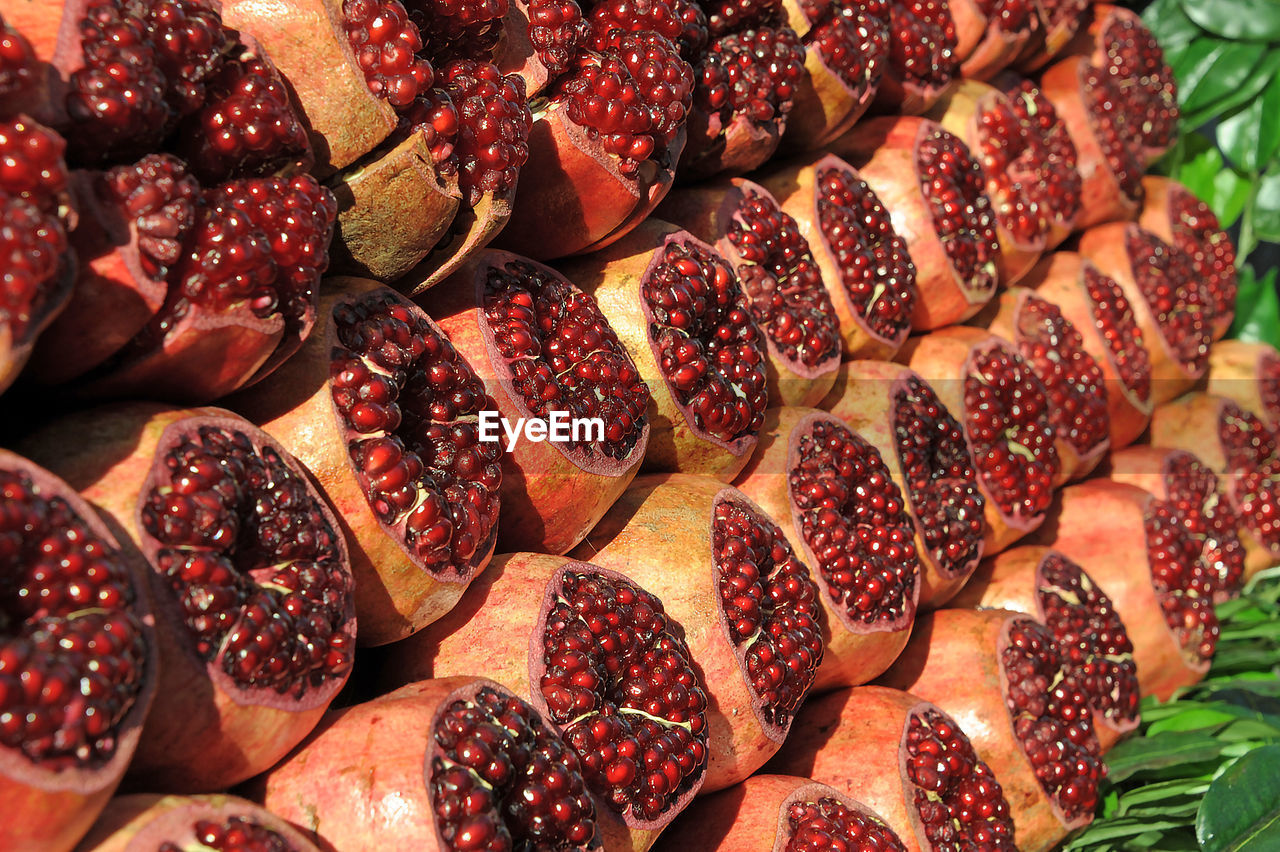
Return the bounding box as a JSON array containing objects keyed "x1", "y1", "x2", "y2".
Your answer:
[
  {"x1": 821, "y1": 361, "x2": 986, "y2": 610},
  {"x1": 73, "y1": 793, "x2": 322, "y2": 852},
  {"x1": 949, "y1": 544, "x2": 1141, "y2": 751},
  {"x1": 18, "y1": 403, "x2": 355, "y2": 793},
  {"x1": 1206, "y1": 339, "x2": 1280, "y2": 429},
  {"x1": 1017, "y1": 251, "x2": 1154, "y2": 450},
  {"x1": 228, "y1": 276, "x2": 499, "y2": 645},
  {"x1": 1029, "y1": 478, "x2": 1212, "y2": 700},
  {"x1": 420, "y1": 249, "x2": 650, "y2": 555},
  {"x1": 571, "y1": 473, "x2": 824, "y2": 792},
  {"x1": 654, "y1": 774, "x2": 907, "y2": 852},
  {"x1": 733, "y1": 407, "x2": 921, "y2": 692},
  {"x1": 950, "y1": 0, "x2": 1034, "y2": 83},
  {"x1": 247, "y1": 677, "x2": 601, "y2": 852},
  {"x1": 878, "y1": 609, "x2": 1103, "y2": 852},
  {"x1": 0, "y1": 450, "x2": 157, "y2": 852},
  {"x1": 381, "y1": 553, "x2": 709, "y2": 852}
]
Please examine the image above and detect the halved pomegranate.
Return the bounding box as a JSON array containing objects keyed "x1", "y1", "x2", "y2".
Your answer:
[
  {"x1": 830, "y1": 116, "x2": 1000, "y2": 329},
  {"x1": 0, "y1": 449, "x2": 155, "y2": 852},
  {"x1": 767, "y1": 686, "x2": 1018, "y2": 851},
  {"x1": 951, "y1": 545, "x2": 1141, "y2": 751},
  {"x1": 1149, "y1": 393, "x2": 1280, "y2": 576},
  {"x1": 420, "y1": 249, "x2": 650, "y2": 554},
  {"x1": 976, "y1": 287, "x2": 1112, "y2": 481},
  {"x1": 898, "y1": 326, "x2": 1061, "y2": 554},
  {"x1": 382, "y1": 555, "x2": 710, "y2": 852},
  {"x1": 19, "y1": 404, "x2": 356, "y2": 792},
  {"x1": 822, "y1": 361, "x2": 987, "y2": 609},
  {"x1": 879, "y1": 609, "x2": 1105, "y2": 851},
  {"x1": 230, "y1": 278, "x2": 502, "y2": 645},
  {"x1": 734, "y1": 407, "x2": 921, "y2": 690},
  {"x1": 655, "y1": 177, "x2": 844, "y2": 405},
  {"x1": 1018, "y1": 251, "x2": 1153, "y2": 450},
  {"x1": 1139, "y1": 175, "x2": 1238, "y2": 341},
  {"x1": 570, "y1": 474, "x2": 824, "y2": 791},
  {"x1": 76, "y1": 794, "x2": 322, "y2": 851},
  {"x1": 1207, "y1": 339, "x2": 1280, "y2": 430},
  {"x1": 557, "y1": 221, "x2": 769, "y2": 481},
  {"x1": 1032, "y1": 478, "x2": 1218, "y2": 700},
  {"x1": 872, "y1": 0, "x2": 958, "y2": 114},
  {"x1": 1076, "y1": 222, "x2": 1210, "y2": 406},
  {"x1": 755, "y1": 154, "x2": 918, "y2": 361},
  {"x1": 657, "y1": 774, "x2": 908, "y2": 852},
  {"x1": 1107, "y1": 445, "x2": 1246, "y2": 602},
  {"x1": 250, "y1": 677, "x2": 602, "y2": 851},
  {"x1": 949, "y1": 0, "x2": 1037, "y2": 80},
  {"x1": 1009, "y1": 0, "x2": 1087, "y2": 73}
]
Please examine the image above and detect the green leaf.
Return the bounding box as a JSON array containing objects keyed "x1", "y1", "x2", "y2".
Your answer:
[
  {"x1": 1182, "y1": 50, "x2": 1280, "y2": 132},
  {"x1": 1104, "y1": 731, "x2": 1228, "y2": 782},
  {"x1": 1070, "y1": 816, "x2": 1199, "y2": 844},
  {"x1": 1144, "y1": 0, "x2": 1204, "y2": 50},
  {"x1": 1177, "y1": 41, "x2": 1268, "y2": 117},
  {"x1": 1253, "y1": 172, "x2": 1280, "y2": 242},
  {"x1": 1230, "y1": 265, "x2": 1280, "y2": 343},
  {"x1": 1220, "y1": 72, "x2": 1280, "y2": 172},
  {"x1": 1118, "y1": 779, "x2": 1212, "y2": 811},
  {"x1": 1178, "y1": 0, "x2": 1280, "y2": 40},
  {"x1": 1145, "y1": 707, "x2": 1237, "y2": 735},
  {"x1": 1196, "y1": 744, "x2": 1280, "y2": 850},
  {"x1": 1172, "y1": 139, "x2": 1228, "y2": 199}
]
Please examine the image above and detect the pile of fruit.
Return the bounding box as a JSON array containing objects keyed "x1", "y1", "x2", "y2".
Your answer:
[{"x1": 1, "y1": 0, "x2": 1276, "y2": 849}]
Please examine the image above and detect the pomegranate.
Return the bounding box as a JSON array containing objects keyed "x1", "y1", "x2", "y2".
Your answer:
[
  {"x1": 830, "y1": 116, "x2": 1000, "y2": 329},
  {"x1": 228, "y1": 277, "x2": 502, "y2": 645},
  {"x1": 821, "y1": 361, "x2": 987, "y2": 610},
  {"x1": 872, "y1": 0, "x2": 958, "y2": 114},
  {"x1": 1038, "y1": 54, "x2": 1144, "y2": 228},
  {"x1": 656, "y1": 774, "x2": 908, "y2": 852},
  {"x1": 1030, "y1": 478, "x2": 1217, "y2": 700},
  {"x1": 1206, "y1": 339, "x2": 1280, "y2": 429},
  {"x1": 949, "y1": 545, "x2": 1141, "y2": 751},
  {"x1": 570, "y1": 474, "x2": 824, "y2": 790},
  {"x1": 0, "y1": 449, "x2": 155, "y2": 852},
  {"x1": 949, "y1": 0, "x2": 1037, "y2": 81},
  {"x1": 18, "y1": 404, "x2": 356, "y2": 792},
  {"x1": 898, "y1": 326, "x2": 1061, "y2": 554},
  {"x1": 1139, "y1": 175, "x2": 1238, "y2": 340},
  {"x1": 974, "y1": 286, "x2": 1111, "y2": 481},
  {"x1": 733, "y1": 407, "x2": 921, "y2": 690},
  {"x1": 420, "y1": 249, "x2": 651, "y2": 554},
  {"x1": 879, "y1": 609, "x2": 1105, "y2": 852},
  {"x1": 766, "y1": 685, "x2": 1018, "y2": 851},
  {"x1": 557, "y1": 221, "x2": 769, "y2": 481},
  {"x1": 1017, "y1": 251, "x2": 1153, "y2": 450},
  {"x1": 1107, "y1": 445, "x2": 1246, "y2": 601},
  {"x1": 1148, "y1": 393, "x2": 1280, "y2": 576},
  {"x1": 249, "y1": 677, "x2": 602, "y2": 851},
  {"x1": 754, "y1": 154, "x2": 918, "y2": 362},
  {"x1": 1009, "y1": 0, "x2": 1087, "y2": 73},
  {"x1": 75, "y1": 794, "x2": 322, "y2": 851},
  {"x1": 382, "y1": 555, "x2": 710, "y2": 852},
  {"x1": 654, "y1": 177, "x2": 844, "y2": 405},
  {"x1": 496, "y1": 30, "x2": 694, "y2": 259},
  {"x1": 1060, "y1": 3, "x2": 1177, "y2": 163},
  {"x1": 1076, "y1": 222, "x2": 1210, "y2": 406}
]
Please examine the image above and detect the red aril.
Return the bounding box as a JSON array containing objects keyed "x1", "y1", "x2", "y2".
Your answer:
[
  {"x1": 75, "y1": 793, "x2": 322, "y2": 852},
  {"x1": 822, "y1": 361, "x2": 987, "y2": 610},
  {"x1": 949, "y1": 0, "x2": 1037, "y2": 81},
  {"x1": 1206, "y1": 339, "x2": 1280, "y2": 430},
  {"x1": 1009, "y1": 0, "x2": 1087, "y2": 73},
  {"x1": 733, "y1": 407, "x2": 921, "y2": 690},
  {"x1": 872, "y1": 0, "x2": 958, "y2": 114}
]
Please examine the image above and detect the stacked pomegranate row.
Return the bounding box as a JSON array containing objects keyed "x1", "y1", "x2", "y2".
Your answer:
[{"x1": 0, "y1": 0, "x2": 1276, "y2": 851}]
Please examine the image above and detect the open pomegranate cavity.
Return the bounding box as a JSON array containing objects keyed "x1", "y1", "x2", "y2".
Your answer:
[
  {"x1": 916, "y1": 128, "x2": 999, "y2": 295},
  {"x1": 1081, "y1": 68, "x2": 1143, "y2": 203},
  {"x1": 1083, "y1": 264, "x2": 1152, "y2": 406},
  {"x1": 156, "y1": 816, "x2": 297, "y2": 852},
  {"x1": 881, "y1": 0, "x2": 958, "y2": 107},
  {"x1": 1144, "y1": 505, "x2": 1218, "y2": 665},
  {"x1": 1004, "y1": 79, "x2": 1080, "y2": 233},
  {"x1": 1219, "y1": 402, "x2": 1280, "y2": 555},
  {"x1": 1096, "y1": 11, "x2": 1177, "y2": 158},
  {"x1": 786, "y1": 795, "x2": 905, "y2": 852},
  {"x1": 1165, "y1": 183, "x2": 1236, "y2": 330},
  {"x1": 1125, "y1": 227, "x2": 1210, "y2": 375}
]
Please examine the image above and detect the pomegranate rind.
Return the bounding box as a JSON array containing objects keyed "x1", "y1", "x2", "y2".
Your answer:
[
  {"x1": 0, "y1": 449, "x2": 157, "y2": 852},
  {"x1": 17, "y1": 403, "x2": 355, "y2": 792},
  {"x1": 653, "y1": 177, "x2": 844, "y2": 405},
  {"x1": 655, "y1": 773, "x2": 905, "y2": 852},
  {"x1": 1010, "y1": 0, "x2": 1087, "y2": 73},
  {"x1": 680, "y1": 97, "x2": 782, "y2": 184},
  {"x1": 822, "y1": 360, "x2": 986, "y2": 609},
  {"x1": 382, "y1": 554, "x2": 709, "y2": 851},
  {"x1": 1029, "y1": 478, "x2": 1212, "y2": 699},
  {"x1": 754, "y1": 154, "x2": 914, "y2": 362},
  {"x1": 733, "y1": 407, "x2": 921, "y2": 691},
  {"x1": 558, "y1": 220, "x2": 765, "y2": 481},
  {"x1": 249, "y1": 676, "x2": 601, "y2": 852},
  {"x1": 952, "y1": 0, "x2": 1036, "y2": 80},
  {"x1": 1206, "y1": 339, "x2": 1280, "y2": 430},
  {"x1": 571, "y1": 473, "x2": 822, "y2": 792},
  {"x1": 1018, "y1": 252, "x2": 1153, "y2": 450},
  {"x1": 829, "y1": 116, "x2": 999, "y2": 330},
  {"x1": 74, "y1": 793, "x2": 323, "y2": 852},
  {"x1": 219, "y1": 0, "x2": 398, "y2": 174},
  {"x1": 421, "y1": 249, "x2": 650, "y2": 555},
  {"x1": 949, "y1": 544, "x2": 1141, "y2": 750},
  {"x1": 228, "y1": 277, "x2": 498, "y2": 645},
  {"x1": 879, "y1": 608, "x2": 1099, "y2": 851}
]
